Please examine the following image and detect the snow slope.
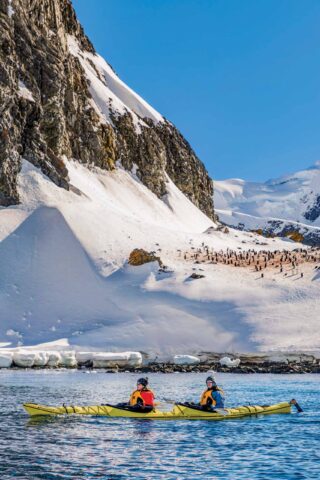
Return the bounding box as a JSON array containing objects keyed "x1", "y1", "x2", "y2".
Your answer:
[
  {"x1": 215, "y1": 163, "x2": 320, "y2": 243},
  {"x1": 0, "y1": 161, "x2": 319, "y2": 353}
]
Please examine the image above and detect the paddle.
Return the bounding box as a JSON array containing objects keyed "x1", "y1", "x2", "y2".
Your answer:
[
  {"x1": 161, "y1": 397, "x2": 176, "y2": 404},
  {"x1": 290, "y1": 398, "x2": 303, "y2": 413}
]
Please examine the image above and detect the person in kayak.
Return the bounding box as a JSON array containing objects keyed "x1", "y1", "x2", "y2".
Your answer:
[
  {"x1": 129, "y1": 377, "x2": 155, "y2": 411},
  {"x1": 199, "y1": 375, "x2": 225, "y2": 410},
  {"x1": 116, "y1": 377, "x2": 155, "y2": 412}
]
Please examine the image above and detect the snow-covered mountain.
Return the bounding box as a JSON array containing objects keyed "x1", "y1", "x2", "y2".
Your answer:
[
  {"x1": 0, "y1": 0, "x2": 214, "y2": 218},
  {"x1": 0, "y1": 0, "x2": 319, "y2": 354},
  {"x1": 215, "y1": 163, "x2": 320, "y2": 245}
]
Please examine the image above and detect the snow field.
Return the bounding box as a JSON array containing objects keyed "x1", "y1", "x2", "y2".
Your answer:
[{"x1": 0, "y1": 159, "x2": 319, "y2": 353}]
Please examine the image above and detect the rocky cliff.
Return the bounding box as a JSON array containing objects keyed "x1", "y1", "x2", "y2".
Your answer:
[{"x1": 0, "y1": 0, "x2": 215, "y2": 219}]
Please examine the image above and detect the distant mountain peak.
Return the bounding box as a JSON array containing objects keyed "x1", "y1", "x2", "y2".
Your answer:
[{"x1": 215, "y1": 163, "x2": 320, "y2": 245}]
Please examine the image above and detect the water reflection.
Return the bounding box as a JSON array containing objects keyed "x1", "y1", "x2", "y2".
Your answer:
[
  {"x1": 26, "y1": 415, "x2": 59, "y2": 427},
  {"x1": 131, "y1": 419, "x2": 158, "y2": 439}
]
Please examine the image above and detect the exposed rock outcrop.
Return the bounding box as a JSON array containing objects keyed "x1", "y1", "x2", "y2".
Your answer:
[
  {"x1": 188, "y1": 273, "x2": 205, "y2": 280},
  {"x1": 305, "y1": 195, "x2": 320, "y2": 222},
  {"x1": 0, "y1": 0, "x2": 215, "y2": 219},
  {"x1": 128, "y1": 249, "x2": 163, "y2": 267}
]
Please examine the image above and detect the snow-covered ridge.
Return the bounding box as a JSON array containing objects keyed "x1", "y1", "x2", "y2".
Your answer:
[
  {"x1": 67, "y1": 35, "x2": 163, "y2": 130},
  {"x1": 215, "y1": 163, "x2": 320, "y2": 244}
]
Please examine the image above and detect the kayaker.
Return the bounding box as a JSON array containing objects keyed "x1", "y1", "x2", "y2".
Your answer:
[
  {"x1": 199, "y1": 375, "x2": 225, "y2": 410},
  {"x1": 118, "y1": 377, "x2": 155, "y2": 412}
]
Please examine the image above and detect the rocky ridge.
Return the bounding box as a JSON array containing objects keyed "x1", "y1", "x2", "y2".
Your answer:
[{"x1": 0, "y1": 0, "x2": 215, "y2": 219}]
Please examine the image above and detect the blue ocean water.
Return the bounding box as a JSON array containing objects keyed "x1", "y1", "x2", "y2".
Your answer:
[{"x1": 0, "y1": 371, "x2": 319, "y2": 479}]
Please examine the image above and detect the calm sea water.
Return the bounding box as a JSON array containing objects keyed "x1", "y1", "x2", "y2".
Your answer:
[{"x1": 0, "y1": 370, "x2": 319, "y2": 479}]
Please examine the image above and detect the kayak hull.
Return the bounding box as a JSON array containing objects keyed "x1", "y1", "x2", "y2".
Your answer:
[{"x1": 23, "y1": 401, "x2": 292, "y2": 420}]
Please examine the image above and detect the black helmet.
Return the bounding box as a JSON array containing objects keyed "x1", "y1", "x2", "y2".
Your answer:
[
  {"x1": 206, "y1": 376, "x2": 216, "y2": 384},
  {"x1": 137, "y1": 377, "x2": 148, "y2": 387}
]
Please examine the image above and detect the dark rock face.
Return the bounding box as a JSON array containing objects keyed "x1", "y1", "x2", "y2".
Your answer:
[
  {"x1": 304, "y1": 195, "x2": 320, "y2": 222},
  {"x1": 0, "y1": 0, "x2": 215, "y2": 219},
  {"x1": 155, "y1": 121, "x2": 214, "y2": 220},
  {"x1": 263, "y1": 221, "x2": 320, "y2": 247},
  {"x1": 222, "y1": 216, "x2": 320, "y2": 246}
]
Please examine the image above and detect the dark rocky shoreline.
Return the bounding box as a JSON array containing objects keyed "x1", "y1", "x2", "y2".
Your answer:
[
  {"x1": 115, "y1": 362, "x2": 320, "y2": 374},
  {"x1": 6, "y1": 360, "x2": 320, "y2": 373},
  {"x1": 76, "y1": 359, "x2": 320, "y2": 374},
  {"x1": 4, "y1": 350, "x2": 320, "y2": 373}
]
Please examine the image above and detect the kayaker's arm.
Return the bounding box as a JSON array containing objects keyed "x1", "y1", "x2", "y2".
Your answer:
[
  {"x1": 290, "y1": 399, "x2": 303, "y2": 412},
  {"x1": 211, "y1": 390, "x2": 225, "y2": 408}
]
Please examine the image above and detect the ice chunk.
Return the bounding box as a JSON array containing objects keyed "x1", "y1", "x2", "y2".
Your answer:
[
  {"x1": 47, "y1": 351, "x2": 62, "y2": 367},
  {"x1": 173, "y1": 355, "x2": 200, "y2": 365},
  {"x1": 92, "y1": 351, "x2": 142, "y2": 368},
  {"x1": 60, "y1": 351, "x2": 77, "y2": 367},
  {"x1": 219, "y1": 356, "x2": 241, "y2": 368},
  {"x1": 126, "y1": 352, "x2": 143, "y2": 367},
  {"x1": 13, "y1": 350, "x2": 36, "y2": 367},
  {"x1": 76, "y1": 351, "x2": 142, "y2": 368},
  {"x1": 0, "y1": 351, "x2": 13, "y2": 368},
  {"x1": 75, "y1": 352, "x2": 94, "y2": 365},
  {"x1": 33, "y1": 351, "x2": 49, "y2": 367}
]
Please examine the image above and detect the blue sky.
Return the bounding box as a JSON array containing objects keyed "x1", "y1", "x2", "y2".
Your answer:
[{"x1": 72, "y1": 0, "x2": 320, "y2": 181}]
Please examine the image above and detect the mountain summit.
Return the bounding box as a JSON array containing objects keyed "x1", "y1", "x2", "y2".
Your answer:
[{"x1": 0, "y1": 0, "x2": 214, "y2": 218}]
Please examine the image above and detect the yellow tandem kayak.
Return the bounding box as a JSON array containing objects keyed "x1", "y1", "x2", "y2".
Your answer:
[{"x1": 23, "y1": 401, "x2": 292, "y2": 420}]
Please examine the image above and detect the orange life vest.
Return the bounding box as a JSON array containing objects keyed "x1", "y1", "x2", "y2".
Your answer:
[
  {"x1": 200, "y1": 387, "x2": 224, "y2": 406},
  {"x1": 129, "y1": 388, "x2": 155, "y2": 407}
]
